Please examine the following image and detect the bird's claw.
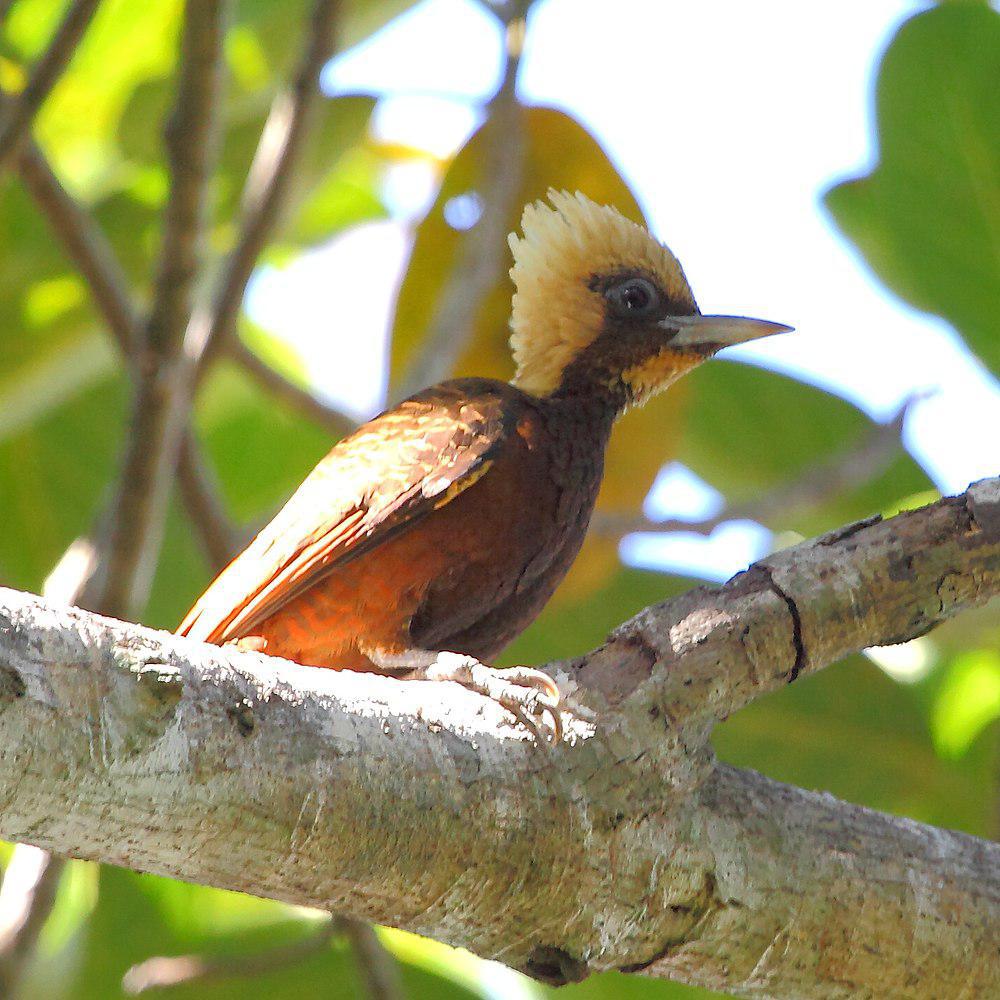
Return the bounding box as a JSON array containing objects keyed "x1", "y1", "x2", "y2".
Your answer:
[{"x1": 420, "y1": 653, "x2": 563, "y2": 744}]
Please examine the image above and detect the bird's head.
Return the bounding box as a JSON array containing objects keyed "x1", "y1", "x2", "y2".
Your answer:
[{"x1": 508, "y1": 190, "x2": 791, "y2": 409}]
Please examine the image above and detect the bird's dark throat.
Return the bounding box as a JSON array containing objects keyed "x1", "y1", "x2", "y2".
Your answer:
[{"x1": 550, "y1": 320, "x2": 659, "y2": 415}]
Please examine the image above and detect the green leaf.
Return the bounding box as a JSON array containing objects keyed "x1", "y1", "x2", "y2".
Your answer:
[
  {"x1": 824, "y1": 4, "x2": 1000, "y2": 375},
  {"x1": 714, "y1": 655, "x2": 998, "y2": 838},
  {"x1": 276, "y1": 143, "x2": 386, "y2": 250},
  {"x1": 0, "y1": 372, "x2": 127, "y2": 592},
  {"x1": 0, "y1": 177, "x2": 109, "y2": 383},
  {"x1": 5, "y1": 0, "x2": 182, "y2": 186},
  {"x1": 196, "y1": 360, "x2": 335, "y2": 523},
  {"x1": 210, "y1": 93, "x2": 383, "y2": 257},
  {"x1": 931, "y1": 649, "x2": 1000, "y2": 759},
  {"x1": 21, "y1": 867, "x2": 489, "y2": 1000},
  {"x1": 676, "y1": 361, "x2": 933, "y2": 536},
  {"x1": 230, "y1": 0, "x2": 418, "y2": 83},
  {"x1": 339, "y1": 0, "x2": 419, "y2": 50},
  {"x1": 502, "y1": 566, "x2": 700, "y2": 667}
]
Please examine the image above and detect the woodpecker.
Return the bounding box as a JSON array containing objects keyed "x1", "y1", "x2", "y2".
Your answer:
[{"x1": 178, "y1": 191, "x2": 790, "y2": 741}]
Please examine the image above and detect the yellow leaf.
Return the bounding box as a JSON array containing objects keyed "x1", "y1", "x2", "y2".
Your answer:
[{"x1": 391, "y1": 105, "x2": 690, "y2": 600}]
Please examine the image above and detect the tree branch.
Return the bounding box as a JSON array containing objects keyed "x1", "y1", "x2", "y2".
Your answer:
[
  {"x1": 229, "y1": 337, "x2": 356, "y2": 439},
  {"x1": 121, "y1": 917, "x2": 402, "y2": 998},
  {"x1": 594, "y1": 392, "x2": 921, "y2": 539},
  {"x1": 0, "y1": 846, "x2": 65, "y2": 997},
  {"x1": 177, "y1": 434, "x2": 243, "y2": 572},
  {"x1": 16, "y1": 137, "x2": 139, "y2": 358},
  {"x1": 395, "y1": 5, "x2": 526, "y2": 401},
  {"x1": 144, "y1": 0, "x2": 228, "y2": 360},
  {"x1": 1, "y1": 478, "x2": 997, "y2": 998},
  {"x1": 188, "y1": 0, "x2": 339, "y2": 372},
  {"x1": 0, "y1": 501, "x2": 115, "y2": 994},
  {"x1": 578, "y1": 477, "x2": 1000, "y2": 743},
  {"x1": 78, "y1": 0, "x2": 229, "y2": 619},
  {"x1": 0, "y1": 0, "x2": 101, "y2": 172}
]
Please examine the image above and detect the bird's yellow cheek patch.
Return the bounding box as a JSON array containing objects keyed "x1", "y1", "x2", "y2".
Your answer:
[{"x1": 622, "y1": 349, "x2": 703, "y2": 406}]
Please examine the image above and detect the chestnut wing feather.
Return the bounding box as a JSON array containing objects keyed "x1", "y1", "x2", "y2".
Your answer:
[{"x1": 177, "y1": 384, "x2": 511, "y2": 644}]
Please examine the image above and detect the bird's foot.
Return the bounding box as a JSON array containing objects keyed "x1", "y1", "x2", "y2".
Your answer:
[
  {"x1": 230, "y1": 635, "x2": 269, "y2": 654},
  {"x1": 413, "y1": 652, "x2": 562, "y2": 745}
]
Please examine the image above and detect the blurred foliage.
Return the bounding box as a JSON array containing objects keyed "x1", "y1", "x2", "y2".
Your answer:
[
  {"x1": 676, "y1": 361, "x2": 932, "y2": 536},
  {"x1": 0, "y1": 2, "x2": 996, "y2": 999},
  {"x1": 826, "y1": 2, "x2": 1000, "y2": 377}
]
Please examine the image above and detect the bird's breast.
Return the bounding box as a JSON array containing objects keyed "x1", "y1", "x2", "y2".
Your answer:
[{"x1": 406, "y1": 401, "x2": 608, "y2": 658}]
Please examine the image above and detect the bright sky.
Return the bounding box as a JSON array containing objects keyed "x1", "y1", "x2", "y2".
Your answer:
[{"x1": 248, "y1": 0, "x2": 1000, "y2": 582}]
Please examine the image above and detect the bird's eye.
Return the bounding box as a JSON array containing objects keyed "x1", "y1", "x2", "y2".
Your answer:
[{"x1": 606, "y1": 277, "x2": 660, "y2": 319}]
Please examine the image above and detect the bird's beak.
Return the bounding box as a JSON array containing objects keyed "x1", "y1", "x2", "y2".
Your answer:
[{"x1": 658, "y1": 314, "x2": 794, "y2": 351}]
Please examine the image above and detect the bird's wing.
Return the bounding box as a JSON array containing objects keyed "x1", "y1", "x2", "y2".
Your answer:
[{"x1": 177, "y1": 382, "x2": 512, "y2": 644}]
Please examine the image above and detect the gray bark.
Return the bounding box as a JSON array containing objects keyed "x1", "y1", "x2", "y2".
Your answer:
[{"x1": 0, "y1": 477, "x2": 998, "y2": 999}]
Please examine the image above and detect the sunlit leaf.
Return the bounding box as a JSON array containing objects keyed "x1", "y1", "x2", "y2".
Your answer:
[
  {"x1": 239, "y1": 314, "x2": 313, "y2": 385},
  {"x1": 0, "y1": 332, "x2": 115, "y2": 444},
  {"x1": 196, "y1": 360, "x2": 334, "y2": 521},
  {"x1": 0, "y1": 178, "x2": 105, "y2": 381},
  {"x1": 715, "y1": 655, "x2": 997, "y2": 838},
  {"x1": 0, "y1": 372, "x2": 127, "y2": 592},
  {"x1": 39, "y1": 862, "x2": 100, "y2": 958},
  {"x1": 20, "y1": 866, "x2": 489, "y2": 1000},
  {"x1": 676, "y1": 361, "x2": 933, "y2": 536},
  {"x1": 10, "y1": 0, "x2": 182, "y2": 186},
  {"x1": 339, "y1": 0, "x2": 419, "y2": 50},
  {"x1": 825, "y1": 4, "x2": 1000, "y2": 376},
  {"x1": 277, "y1": 143, "x2": 386, "y2": 250},
  {"x1": 931, "y1": 649, "x2": 1000, "y2": 759},
  {"x1": 502, "y1": 566, "x2": 699, "y2": 668}
]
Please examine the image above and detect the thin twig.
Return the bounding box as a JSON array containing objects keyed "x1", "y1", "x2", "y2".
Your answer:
[
  {"x1": 121, "y1": 917, "x2": 403, "y2": 999},
  {"x1": 177, "y1": 433, "x2": 244, "y2": 571},
  {"x1": 593, "y1": 393, "x2": 926, "y2": 539},
  {"x1": 0, "y1": 0, "x2": 102, "y2": 172},
  {"x1": 338, "y1": 918, "x2": 406, "y2": 1000},
  {"x1": 145, "y1": 0, "x2": 228, "y2": 359},
  {"x1": 122, "y1": 919, "x2": 338, "y2": 994},
  {"x1": 16, "y1": 138, "x2": 138, "y2": 358},
  {"x1": 229, "y1": 337, "x2": 356, "y2": 438},
  {"x1": 189, "y1": 0, "x2": 340, "y2": 372},
  {"x1": 0, "y1": 0, "x2": 18, "y2": 30},
  {"x1": 394, "y1": 4, "x2": 528, "y2": 400},
  {"x1": 83, "y1": 0, "x2": 229, "y2": 618},
  {"x1": 15, "y1": 134, "x2": 241, "y2": 576},
  {"x1": 0, "y1": 847, "x2": 65, "y2": 996}
]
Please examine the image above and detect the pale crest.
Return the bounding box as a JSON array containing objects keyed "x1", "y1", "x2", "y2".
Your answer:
[{"x1": 507, "y1": 190, "x2": 696, "y2": 395}]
